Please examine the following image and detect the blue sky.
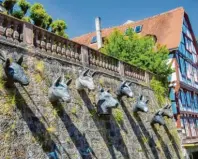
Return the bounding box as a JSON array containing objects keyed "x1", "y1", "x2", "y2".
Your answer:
[{"x1": 27, "y1": 0, "x2": 198, "y2": 39}]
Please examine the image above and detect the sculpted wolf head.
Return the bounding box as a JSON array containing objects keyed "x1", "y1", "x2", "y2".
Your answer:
[
  {"x1": 116, "y1": 81, "x2": 134, "y2": 98},
  {"x1": 97, "y1": 88, "x2": 119, "y2": 115},
  {"x1": 48, "y1": 75, "x2": 72, "y2": 103},
  {"x1": 151, "y1": 105, "x2": 173, "y2": 126},
  {"x1": 4, "y1": 55, "x2": 29, "y2": 86},
  {"x1": 133, "y1": 95, "x2": 149, "y2": 113},
  {"x1": 76, "y1": 69, "x2": 97, "y2": 91}
]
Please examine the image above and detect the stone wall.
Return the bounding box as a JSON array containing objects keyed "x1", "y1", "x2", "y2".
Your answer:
[{"x1": 0, "y1": 41, "x2": 184, "y2": 159}]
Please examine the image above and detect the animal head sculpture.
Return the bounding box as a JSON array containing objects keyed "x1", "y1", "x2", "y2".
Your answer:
[
  {"x1": 151, "y1": 105, "x2": 173, "y2": 126},
  {"x1": 97, "y1": 88, "x2": 119, "y2": 115},
  {"x1": 116, "y1": 81, "x2": 134, "y2": 98},
  {"x1": 4, "y1": 55, "x2": 29, "y2": 86},
  {"x1": 133, "y1": 95, "x2": 149, "y2": 113},
  {"x1": 48, "y1": 75, "x2": 72, "y2": 103},
  {"x1": 76, "y1": 69, "x2": 97, "y2": 91}
]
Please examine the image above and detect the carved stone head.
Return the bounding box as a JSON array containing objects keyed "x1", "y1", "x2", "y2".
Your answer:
[
  {"x1": 133, "y1": 95, "x2": 149, "y2": 113},
  {"x1": 4, "y1": 55, "x2": 29, "y2": 86},
  {"x1": 151, "y1": 105, "x2": 173, "y2": 126},
  {"x1": 76, "y1": 69, "x2": 97, "y2": 91},
  {"x1": 116, "y1": 81, "x2": 134, "y2": 98},
  {"x1": 48, "y1": 75, "x2": 72, "y2": 103},
  {"x1": 97, "y1": 88, "x2": 119, "y2": 115}
]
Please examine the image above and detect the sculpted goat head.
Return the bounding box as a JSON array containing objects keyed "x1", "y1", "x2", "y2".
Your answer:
[
  {"x1": 48, "y1": 75, "x2": 72, "y2": 103},
  {"x1": 4, "y1": 55, "x2": 29, "y2": 86},
  {"x1": 116, "y1": 81, "x2": 134, "y2": 98},
  {"x1": 97, "y1": 88, "x2": 119, "y2": 115},
  {"x1": 76, "y1": 69, "x2": 96, "y2": 91},
  {"x1": 151, "y1": 105, "x2": 173, "y2": 126},
  {"x1": 133, "y1": 95, "x2": 149, "y2": 113}
]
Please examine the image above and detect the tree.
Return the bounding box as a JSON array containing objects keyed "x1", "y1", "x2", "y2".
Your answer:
[
  {"x1": 18, "y1": 0, "x2": 31, "y2": 15},
  {"x1": 22, "y1": 16, "x2": 31, "y2": 22},
  {"x1": 101, "y1": 28, "x2": 172, "y2": 106},
  {"x1": 12, "y1": 10, "x2": 24, "y2": 19},
  {"x1": 51, "y1": 20, "x2": 68, "y2": 37},
  {"x1": 42, "y1": 15, "x2": 52, "y2": 30},
  {"x1": 30, "y1": 3, "x2": 51, "y2": 29},
  {"x1": 3, "y1": 0, "x2": 17, "y2": 14},
  {"x1": 101, "y1": 28, "x2": 172, "y2": 84}
]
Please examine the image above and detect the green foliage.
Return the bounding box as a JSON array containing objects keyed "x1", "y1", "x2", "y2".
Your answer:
[
  {"x1": 22, "y1": 16, "x2": 31, "y2": 22},
  {"x1": 101, "y1": 28, "x2": 172, "y2": 83},
  {"x1": 12, "y1": 10, "x2": 24, "y2": 19},
  {"x1": 42, "y1": 15, "x2": 52, "y2": 30},
  {"x1": 0, "y1": 65, "x2": 5, "y2": 91},
  {"x1": 3, "y1": 0, "x2": 17, "y2": 14},
  {"x1": 113, "y1": 108, "x2": 124, "y2": 124},
  {"x1": 150, "y1": 77, "x2": 167, "y2": 106},
  {"x1": 71, "y1": 107, "x2": 77, "y2": 115},
  {"x1": 18, "y1": 0, "x2": 30, "y2": 15},
  {"x1": 30, "y1": 3, "x2": 51, "y2": 29},
  {"x1": 51, "y1": 19, "x2": 68, "y2": 37},
  {"x1": 35, "y1": 60, "x2": 44, "y2": 74}
]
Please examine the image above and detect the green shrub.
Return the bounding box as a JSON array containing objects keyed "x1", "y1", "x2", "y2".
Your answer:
[
  {"x1": 113, "y1": 108, "x2": 124, "y2": 124},
  {"x1": 150, "y1": 77, "x2": 167, "y2": 106}
]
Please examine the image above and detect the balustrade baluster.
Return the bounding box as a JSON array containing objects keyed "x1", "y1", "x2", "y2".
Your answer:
[
  {"x1": 74, "y1": 44, "x2": 79, "y2": 61},
  {"x1": 51, "y1": 37, "x2": 57, "y2": 54},
  {"x1": 46, "y1": 35, "x2": 51, "y2": 53},
  {"x1": 0, "y1": 15, "x2": 5, "y2": 37},
  {"x1": 41, "y1": 32, "x2": 46, "y2": 51},
  {"x1": 62, "y1": 40, "x2": 66, "y2": 57},
  {"x1": 70, "y1": 43, "x2": 75, "y2": 60},
  {"x1": 99, "y1": 54, "x2": 102, "y2": 67},
  {"x1": 57, "y1": 41, "x2": 62, "y2": 55},
  {"x1": 92, "y1": 51, "x2": 96, "y2": 65},
  {"x1": 35, "y1": 29, "x2": 41, "y2": 49},
  {"x1": 13, "y1": 21, "x2": 19, "y2": 43},
  {"x1": 6, "y1": 19, "x2": 13, "y2": 41},
  {"x1": 66, "y1": 41, "x2": 71, "y2": 58}
]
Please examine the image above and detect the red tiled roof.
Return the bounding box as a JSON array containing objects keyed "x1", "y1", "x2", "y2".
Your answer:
[{"x1": 72, "y1": 7, "x2": 185, "y2": 50}]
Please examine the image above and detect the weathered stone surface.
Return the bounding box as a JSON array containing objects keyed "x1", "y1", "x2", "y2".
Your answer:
[{"x1": 0, "y1": 43, "x2": 183, "y2": 159}]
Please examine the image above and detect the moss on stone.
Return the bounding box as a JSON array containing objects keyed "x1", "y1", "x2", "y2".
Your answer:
[{"x1": 113, "y1": 108, "x2": 124, "y2": 124}]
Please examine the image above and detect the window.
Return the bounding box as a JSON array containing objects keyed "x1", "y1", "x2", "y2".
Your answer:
[
  {"x1": 179, "y1": 57, "x2": 186, "y2": 76},
  {"x1": 134, "y1": 25, "x2": 142, "y2": 33},
  {"x1": 186, "y1": 62, "x2": 192, "y2": 79},
  {"x1": 190, "y1": 119, "x2": 197, "y2": 137},
  {"x1": 186, "y1": 91, "x2": 191, "y2": 107},
  {"x1": 90, "y1": 36, "x2": 97, "y2": 44},
  {"x1": 194, "y1": 94, "x2": 198, "y2": 112},
  {"x1": 193, "y1": 67, "x2": 198, "y2": 83},
  {"x1": 180, "y1": 89, "x2": 187, "y2": 108},
  {"x1": 181, "y1": 118, "x2": 186, "y2": 135},
  {"x1": 184, "y1": 119, "x2": 191, "y2": 137},
  {"x1": 185, "y1": 36, "x2": 193, "y2": 53}
]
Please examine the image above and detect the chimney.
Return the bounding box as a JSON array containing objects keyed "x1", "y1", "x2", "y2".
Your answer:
[{"x1": 95, "y1": 17, "x2": 102, "y2": 49}]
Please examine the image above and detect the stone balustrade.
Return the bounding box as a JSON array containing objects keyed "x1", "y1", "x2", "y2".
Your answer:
[
  {"x1": 33, "y1": 26, "x2": 82, "y2": 62},
  {"x1": 88, "y1": 48, "x2": 119, "y2": 73},
  {"x1": 0, "y1": 13, "x2": 24, "y2": 43},
  {"x1": 124, "y1": 62, "x2": 146, "y2": 82},
  {"x1": 0, "y1": 12, "x2": 153, "y2": 84}
]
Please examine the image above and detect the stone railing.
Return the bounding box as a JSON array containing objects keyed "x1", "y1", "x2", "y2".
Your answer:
[
  {"x1": 88, "y1": 48, "x2": 119, "y2": 73},
  {"x1": 0, "y1": 12, "x2": 153, "y2": 85},
  {"x1": 0, "y1": 13, "x2": 24, "y2": 43},
  {"x1": 33, "y1": 26, "x2": 82, "y2": 62},
  {"x1": 124, "y1": 62, "x2": 146, "y2": 82}
]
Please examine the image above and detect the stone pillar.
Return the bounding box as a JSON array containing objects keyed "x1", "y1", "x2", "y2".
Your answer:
[
  {"x1": 81, "y1": 45, "x2": 89, "y2": 67},
  {"x1": 145, "y1": 71, "x2": 150, "y2": 85},
  {"x1": 118, "y1": 61, "x2": 124, "y2": 76},
  {"x1": 23, "y1": 22, "x2": 34, "y2": 46}
]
